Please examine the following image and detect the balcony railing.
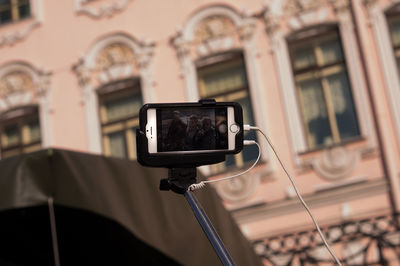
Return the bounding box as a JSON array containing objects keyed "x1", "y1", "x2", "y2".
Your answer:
[{"x1": 253, "y1": 213, "x2": 400, "y2": 265}]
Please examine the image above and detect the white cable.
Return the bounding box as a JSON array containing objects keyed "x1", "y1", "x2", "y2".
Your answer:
[
  {"x1": 188, "y1": 141, "x2": 261, "y2": 191},
  {"x1": 246, "y1": 125, "x2": 342, "y2": 266}
]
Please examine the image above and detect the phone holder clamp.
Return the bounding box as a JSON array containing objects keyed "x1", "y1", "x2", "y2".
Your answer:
[{"x1": 159, "y1": 168, "x2": 197, "y2": 194}]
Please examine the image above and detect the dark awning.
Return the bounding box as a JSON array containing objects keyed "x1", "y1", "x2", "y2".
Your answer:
[{"x1": 0, "y1": 149, "x2": 262, "y2": 266}]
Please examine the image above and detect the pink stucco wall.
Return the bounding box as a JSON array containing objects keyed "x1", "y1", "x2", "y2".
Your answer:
[{"x1": 1, "y1": 0, "x2": 400, "y2": 264}]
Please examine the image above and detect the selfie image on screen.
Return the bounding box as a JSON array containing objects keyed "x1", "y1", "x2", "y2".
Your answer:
[{"x1": 157, "y1": 108, "x2": 228, "y2": 152}]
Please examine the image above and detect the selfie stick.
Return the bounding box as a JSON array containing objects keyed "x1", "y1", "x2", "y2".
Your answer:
[{"x1": 160, "y1": 168, "x2": 235, "y2": 266}]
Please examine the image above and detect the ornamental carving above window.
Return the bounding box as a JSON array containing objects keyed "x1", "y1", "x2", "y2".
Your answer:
[
  {"x1": 194, "y1": 16, "x2": 236, "y2": 43},
  {"x1": 285, "y1": 0, "x2": 323, "y2": 15},
  {"x1": 96, "y1": 43, "x2": 137, "y2": 72},
  {"x1": 0, "y1": 63, "x2": 50, "y2": 112},
  {"x1": 0, "y1": 71, "x2": 35, "y2": 97},
  {"x1": 74, "y1": 0, "x2": 132, "y2": 18}
]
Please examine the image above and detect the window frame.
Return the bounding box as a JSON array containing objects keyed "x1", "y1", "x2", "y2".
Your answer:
[
  {"x1": 0, "y1": 105, "x2": 41, "y2": 158},
  {"x1": 97, "y1": 78, "x2": 142, "y2": 160},
  {"x1": 288, "y1": 27, "x2": 361, "y2": 150}
]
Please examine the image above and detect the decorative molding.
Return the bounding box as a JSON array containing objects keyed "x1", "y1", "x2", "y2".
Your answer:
[
  {"x1": 363, "y1": 0, "x2": 377, "y2": 9},
  {"x1": 216, "y1": 173, "x2": 261, "y2": 203},
  {"x1": 73, "y1": 33, "x2": 155, "y2": 153},
  {"x1": 311, "y1": 146, "x2": 360, "y2": 180},
  {"x1": 232, "y1": 177, "x2": 387, "y2": 225},
  {"x1": 285, "y1": 0, "x2": 323, "y2": 16},
  {"x1": 0, "y1": 62, "x2": 51, "y2": 111},
  {"x1": 329, "y1": 0, "x2": 351, "y2": 14},
  {"x1": 74, "y1": 0, "x2": 132, "y2": 19},
  {"x1": 0, "y1": 62, "x2": 52, "y2": 147},
  {"x1": 0, "y1": 0, "x2": 43, "y2": 47},
  {"x1": 171, "y1": 5, "x2": 273, "y2": 191},
  {"x1": 290, "y1": 8, "x2": 332, "y2": 31},
  {"x1": 263, "y1": 12, "x2": 280, "y2": 36}
]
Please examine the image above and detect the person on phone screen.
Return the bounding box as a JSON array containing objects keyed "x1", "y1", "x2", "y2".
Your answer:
[
  {"x1": 195, "y1": 117, "x2": 216, "y2": 150},
  {"x1": 185, "y1": 114, "x2": 200, "y2": 150},
  {"x1": 166, "y1": 110, "x2": 187, "y2": 151}
]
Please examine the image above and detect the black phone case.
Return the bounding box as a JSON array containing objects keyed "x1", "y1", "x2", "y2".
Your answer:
[{"x1": 136, "y1": 99, "x2": 244, "y2": 168}]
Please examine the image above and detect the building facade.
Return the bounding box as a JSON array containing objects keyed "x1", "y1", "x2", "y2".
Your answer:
[{"x1": 1, "y1": 0, "x2": 400, "y2": 264}]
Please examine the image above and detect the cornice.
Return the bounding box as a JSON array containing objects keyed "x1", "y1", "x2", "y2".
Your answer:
[
  {"x1": 75, "y1": 0, "x2": 132, "y2": 19},
  {"x1": 232, "y1": 177, "x2": 388, "y2": 224}
]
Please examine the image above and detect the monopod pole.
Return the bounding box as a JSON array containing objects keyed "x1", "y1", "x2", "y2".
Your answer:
[{"x1": 184, "y1": 191, "x2": 235, "y2": 266}]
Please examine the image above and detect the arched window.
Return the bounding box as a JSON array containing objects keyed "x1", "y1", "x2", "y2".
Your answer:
[
  {"x1": 73, "y1": 33, "x2": 155, "y2": 156},
  {"x1": 172, "y1": 5, "x2": 270, "y2": 175},
  {"x1": 0, "y1": 62, "x2": 51, "y2": 159}
]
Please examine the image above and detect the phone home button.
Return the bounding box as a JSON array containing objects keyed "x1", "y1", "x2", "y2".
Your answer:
[{"x1": 230, "y1": 124, "x2": 240, "y2": 133}]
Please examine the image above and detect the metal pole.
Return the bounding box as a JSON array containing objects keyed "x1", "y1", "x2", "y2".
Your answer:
[
  {"x1": 184, "y1": 191, "x2": 235, "y2": 266},
  {"x1": 48, "y1": 197, "x2": 61, "y2": 266}
]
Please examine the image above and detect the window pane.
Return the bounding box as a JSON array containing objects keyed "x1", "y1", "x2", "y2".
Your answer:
[
  {"x1": 389, "y1": 18, "x2": 400, "y2": 75},
  {"x1": 99, "y1": 82, "x2": 142, "y2": 160},
  {"x1": 320, "y1": 39, "x2": 343, "y2": 65},
  {"x1": 326, "y1": 72, "x2": 360, "y2": 140},
  {"x1": 0, "y1": 0, "x2": 11, "y2": 24},
  {"x1": 0, "y1": 107, "x2": 41, "y2": 158},
  {"x1": 198, "y1": 59, "x2": 248, "y2": 97},
  {"x1": 3, "y1": 124, "x2": 20, "y2": 147},
  {"x1": 27, "y1": 119, "x2": 41, "y2": 143},
  {"x1": 390, "y1": 20, "x2": 400, "y2": 47},
  {"x1": 397, "y1": 56, "x2": 400, "y2": 74},
  {"x1": 0, "y1": 0, "x2": 11, "y2": 5},
  {"x1": 108, "y1": 131, "x2": 127, "y2": 158},
  {"x1": 299, "y1": 79, "x2": 332, "y2": 147},
  {"x1": 104, "y1": 94, "x2": 142, "y2": 122},
  {"x1": 293, "y1": 47, "x2": 316, "y2": 70},
  {"x1": 18, "y1": 0, "x2": 30, "y2": 19}
]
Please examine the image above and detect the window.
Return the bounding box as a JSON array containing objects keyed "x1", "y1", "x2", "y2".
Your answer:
[
  {"x1": 0, "y1": 0, "x2": 30, "y2": 25},
  {"x1": 98, "y1": 79, "x2": 142, "y2": 159},
  {"x1": 388, "y1": 15, "x2": 400, "y2": 75},
  {"x1": 288, "y1": 28, "x2": 360, "y2": 150},
  {"x1": 0, "y1": 106, "x2": 41, "y2": 158},
  {"x1": 197, "y1": 52, "x2": 258, "y2": 172}
]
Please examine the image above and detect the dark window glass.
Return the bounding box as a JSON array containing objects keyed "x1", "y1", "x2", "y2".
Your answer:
[
  {"x1": 388, "y1": 16, "x2": 400, "y2": 76},
  {"x1": 0, "y1": 0, "x2": 12, "y2": 24},
  {"x1": 0, "y1": 0, "x2": 30, "y2": 25}
]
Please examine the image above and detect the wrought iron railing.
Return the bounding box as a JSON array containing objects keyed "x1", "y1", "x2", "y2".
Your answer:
[{"x1": 253, "y1": 213, "x2": 400, "y2": 265}]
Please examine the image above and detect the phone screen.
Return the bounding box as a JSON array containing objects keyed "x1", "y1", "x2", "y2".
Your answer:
[{"x1": 156, "y1": 107, "x2": 229, "y2": 152}]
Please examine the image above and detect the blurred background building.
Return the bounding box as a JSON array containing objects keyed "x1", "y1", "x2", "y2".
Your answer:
[{"x1": 1, "y1": 0, "x2": 400, "y2": 264}]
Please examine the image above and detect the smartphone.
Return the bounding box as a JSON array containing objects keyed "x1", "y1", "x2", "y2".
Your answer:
[{"x1": 144, "y1": 104, "x2": 241, "y2": 154}]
